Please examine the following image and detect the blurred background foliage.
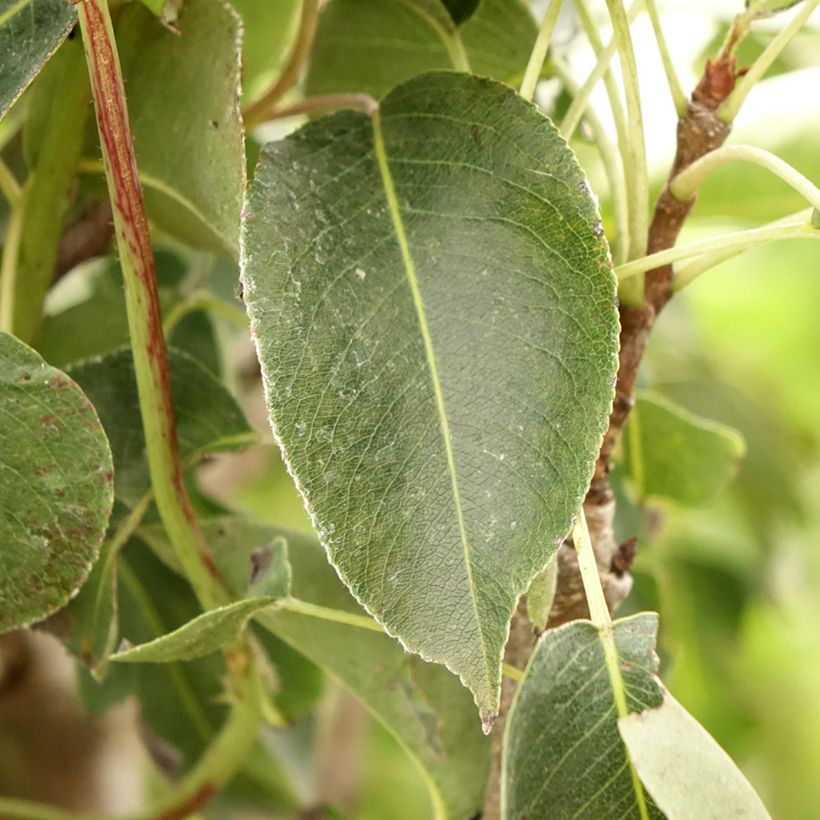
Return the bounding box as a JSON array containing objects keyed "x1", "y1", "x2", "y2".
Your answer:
[{"x1": 1, "y1": 0, "x2": 819, "y2": 817}]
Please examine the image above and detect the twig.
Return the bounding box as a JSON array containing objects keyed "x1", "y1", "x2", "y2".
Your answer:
[{"x1": 519, "y1": 0, "x2": 565, "y2": 102}]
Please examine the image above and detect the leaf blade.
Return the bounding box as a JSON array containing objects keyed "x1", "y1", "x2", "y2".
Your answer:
[{"x1": 242, "y1": 72, "x2": 618, "y2": 720}]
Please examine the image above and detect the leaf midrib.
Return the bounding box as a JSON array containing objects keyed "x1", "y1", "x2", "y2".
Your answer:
[
  {"x1": 0, "y1": 0, "x2": 33, "y2": 28},
  {"x1": 370, "y1": 108, "x2": 493, "y2": 699}
]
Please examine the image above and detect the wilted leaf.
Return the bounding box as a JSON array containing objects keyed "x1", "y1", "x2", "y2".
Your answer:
[
  {"x1": 242, "y1": 71, "x2": 618, "y2": 720},
  {"x1": 68, "y1": 347, "x2": 254, "y2": 505},
  {"x1": 502, "y1": 614, "x2": 664, "y2": 819},
  {"x1": 619, "y1": 690, "x2": 771, "y2": 819},
  {"x1": 623, "y1": 391, "x2": 746, "y2": 507},
  {"x1": 0, "y1": 332, "x2": 113, "y2": 632},
  {"x1": 111, "y1": 595, "x2": 279, "y2": 664},
  {"x1": 0, "y1": 0, "x2": 76, "y2": 119},
  {"x1": 306, "y1": 0, "x2": 536, "y2": 98},
  {"x1": 113, "y1": 0, "x2": 244, "y2": 255}
]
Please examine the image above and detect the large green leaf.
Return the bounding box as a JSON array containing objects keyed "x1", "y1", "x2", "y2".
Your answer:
[
  {"x1": 0, "y1": 332, "x2": 113, "y2": 632},
  {"x1": 112, "y1": 0, "x2": 244, "y2": 256},
  {"x1": 619, "y1": 691, "x2": 771, "y2": 819},
  {"x1": 502, "y1": 614, "x2": 665, "y2": 819},
  {"x1": 0, "y1": 0, "x2": 76, "y2": 120},
  {"x1": 305, "y1": 0, "x2": 537, "y2": 99},
  {"x1": 242, "y1": 71, "x2": 618, "y2": 720},
  {"x1": 176, "y1": 515, "x2": 492, "y2": 820},
  {"x1": 622, "y1": 392, "x2": 746, "y2": 507},
  {"x1": 67, "y1": 347, "x2": 254, "y2": 505}
]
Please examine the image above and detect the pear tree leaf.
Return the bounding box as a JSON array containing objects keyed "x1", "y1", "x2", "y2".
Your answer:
[
  {"x1": 111, "y1": 595, "x2": 280, "y2": 664},
  {"x1": 112, "y1": 0, "x2": 244, "y2": 256},
  {"x1": 242, "y1": 71, "x2": 618, "y2": 721},
  {"x1": 0, "y1": 332, "x2": 113, "y2": 632},
  {"x1": 623, "y1": 391, "x2": 746, "y2": 507},
  {"x1": 0, "y1": 0, "x2": 76, "y2": 120},
  {"x1": 67, "y1": 347, "x2": 255, "y2": 505},
  {"x1": 619, "y1": 691, "x2": 772, "y2": 820},
  {"x1": 502, "y1": 614, "x2": 665, "y2": 819},
  {"x1": 306, "y1": 0, "x2": 537, "y2": 99},
  {"x1": 746, "y1": 0, "x2": 803, "y2": 18},
  {"x1": 525, "y1": 554, "x2": 557, "y2": 631}
]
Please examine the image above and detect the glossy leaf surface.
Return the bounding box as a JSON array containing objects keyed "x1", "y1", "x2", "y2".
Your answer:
[
  {"x1": 0, "y1": 333, "x2": 113, "y2": 632},
  {"x1": 242, "y1": 71, "x2": 618, "y2": 720}
]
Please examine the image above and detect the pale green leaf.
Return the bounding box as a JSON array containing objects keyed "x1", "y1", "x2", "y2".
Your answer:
[
  {"x1": 112, "y1": 595, "x2": 278, "y2": 664},
  {"x1": 502, "y1": 614, "x2": 665, "y2": 819},
  {"x1": 0, "y1": 0, "x2": 76, "y2": 120},
  {"x1": 623, "y1": 391, "x2": 746, "y2": 507},
  {"x1": 619, "y1": 691, "x2": 772, "y2": 820},
  {"x1": 0, "y1": 332, "x2": 113, "y2": 632},
  {"x1": 525, "y1": 554, "x2": 557, "y2": 631},
  {"x1": 242, "y1": 71, "x2": 618, "y2": 720},
  {"x1": 306, "y1": 0, "x2": 537, "y2": 98},
  {"x1": 67, "y1": 347, "x2": 255, "y2": 505},
  {"x1": 112, "y1": 0, "x2": 244, "y2": 256},
  {"x1": 230, "y1": 0, "x2": 301, "y2": 103}
]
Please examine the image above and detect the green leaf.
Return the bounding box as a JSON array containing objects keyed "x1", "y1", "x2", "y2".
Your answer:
[
  {"x1": 112, "y1": 0, "x2": 244, "y2": 256},
  {"x1": 502, "y1": 614, "x2": 665, "y2": 819},
  {"x1": 111, "y1": 595, "x2": 279, "y2": 664},
  {"x1": 746, "y1": 0, "x2": 803, "y2": 18},
  {"x1": 67, "y1": 347, "x2": 255, "y2": 505},
  {"x1": 525, "y1": 555, "x2": 557, "y2": 631},
  {"x1": 623, "y1": 391, "x2": 746, "y2": 507},
  {"x1": 242, "y1": 71, "x2": 618, "y2": 721},
  {"x1": 305, "y1": 0, "x2": 536, "y2": 98},
  {"x1": 0, "y1": 0, "x2": 76, "y2": 120},
  {"x1": 0, "y1": 332, "x2": 113, "y2": 632},
  {"x1": 139, "y1": 513, "x2": 491, "y2": 817},
  {"x1": 137, "y1": 0, "x2": 182, "y2": 24},
  {"x1": 619, "y1": 690, "x2": 772, "y2": 819},
  {"x1": 443, "y1": 0, "x2": 481, "y2": 23},
  {"x1": 230, "y1": 0, "x2": 301, "y2": 103}
]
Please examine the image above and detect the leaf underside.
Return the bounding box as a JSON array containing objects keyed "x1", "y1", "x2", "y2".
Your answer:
[
  {"x1": 0, "y1": 332, "x2": 113, "y2": 632},
  {"x1": 242, "y1": 71, "x2": 618, "y2": 720},
  {"x1": 502, "y1": 614, "x2": 665, "y2": 819}
]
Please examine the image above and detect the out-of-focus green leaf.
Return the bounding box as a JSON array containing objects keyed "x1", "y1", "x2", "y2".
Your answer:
[
  {"x1": 746, "y1": 0, "x2": 803, "y2": 17},
  {"x1": 111, "y1": 595, "x2": 279, "y2": 664},
  {"x1": 443, "y1": 0, "x2": 481, "y2": 23},
  {"x1": 0, "y1": 0, "x2": 76, "y2": 120},
  {"x1": 525, "y1": 555, "x2": 557, "y2": 631},
  {"x1": 39, "y1": 252, "x2": 222, "y2": 371},
  {"x1": 242, "y1": 71, "x2": 618, "y2": 721},
  {"x1": 306, "y1": 0, "x2": 536, "y2": 98},
  {"x1": 137, "y1": 0, "x2": 182, "y2": 24},
  {"x1": 623, "y1": 391, "x2": 745, "y2": 507},
  {"x1": 67, "y1": 347, "x2": 254, "y2": 505},
  {"x1": 230, "y1": 0, "x2": 300, "y2": 103},
  {"x1": 502, "y1": 614, "x2": 664, "y2": 820},
  {"x1": 0, "y1": 332, "x2": 113, "y2": 632},
  {"x1": 619, "y1": 690, "x2": 771, "y2": 819},
  {"x1": 113, "y1": 0, "x2": 244, "y2": 256},
  {"x1": 143, "y1": 514, "x2": 492, "y2": 819}
]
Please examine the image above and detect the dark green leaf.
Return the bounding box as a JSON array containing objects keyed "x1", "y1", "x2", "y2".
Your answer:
[
  {"x1": 111, "y1": 595, "x2": 279, "y2": 664},
  {"x1": 443, "y1": 0, "x2": 481, "y2": 23},
  {"x1": 0, "y1": 0, "x2": 76, "y2": 120},
  {"x1": 67, "y1": 346, "x2": 255, "y2": 505},
  {"x1": 242, "y1": 71, "x2": 618, "y2": 720},
  {"x1": 502, "y1": 614, "x2": 664, "y2": 819},
  {"x1": 305, "y1": 0, "x2": 536, "y2": 98},
  {"x1": 0, "y1": 332, "x2": 113, "y2": 632},
  {"x1": 623, "y1": 391, "x2": 746, "y2": 507},
  {"x1": 619, "y1": 691, "x2": 771, "y2": 819},
  {"x1": 113, "y1": 0, "x2": 244, "y2": 255}
]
